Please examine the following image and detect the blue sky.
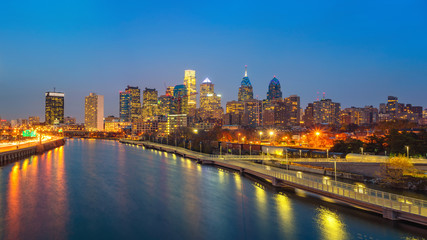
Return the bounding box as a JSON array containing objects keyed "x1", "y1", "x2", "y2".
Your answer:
[{"x1": 0, "y1": 0, "x2": 426, "y2": 122}]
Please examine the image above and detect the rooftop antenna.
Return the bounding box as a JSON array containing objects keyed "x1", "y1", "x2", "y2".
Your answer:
[
  {"x1": 244, "y1": 65, "x2": 248, "y2": 77},
  {"x1": 316, "y1": 91, "x2": 320, "y2": 101},
  {"x1": 54, "y1": 87, "x2": 56, "y2": 93},
  {"x1": 323, "y1": 92, "x2": 326, "y2": 100}
]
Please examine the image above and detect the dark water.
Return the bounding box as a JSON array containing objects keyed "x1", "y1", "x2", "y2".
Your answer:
[{"x1": 0, "y1": 139, "x2": 425, "y2": 240}]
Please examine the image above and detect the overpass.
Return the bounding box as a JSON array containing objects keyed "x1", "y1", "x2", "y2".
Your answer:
[{"x1": 121, "y1": 139, "x2": 427, "y2": 226}]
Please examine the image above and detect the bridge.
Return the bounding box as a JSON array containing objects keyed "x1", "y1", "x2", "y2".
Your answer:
[{"x1": 121, "y1": 139, "x2": 427, "y2": 226}]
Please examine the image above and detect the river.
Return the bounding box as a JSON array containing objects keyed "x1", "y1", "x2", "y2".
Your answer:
[{"x1": 0, "y1": 139, "x2": 425, "y2": 239}]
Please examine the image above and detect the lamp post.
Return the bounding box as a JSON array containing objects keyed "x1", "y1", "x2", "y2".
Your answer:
[
  {"x1": 259, "y1": 132, "x2": 263, "y2": 143},
  {"x1": 326, "y1": 149, "x2": 329, "y2": 159},
  {"x1": 334, "y1": 157, "x2": 337, "y2": 181},
  {"x1": 269, "y1": 131, "x2": 274, "y2": 145},
  {"x1": 405, "y1": 145, "x2": 409, "y2": 158},
  {"x1": 286, "y1": 149, "x2": 289, "y2": 172},
  {"x1": 360, "y1": 147, "x2": 364, "y2": 161},
  {"x1": 249, "y1": 144, "x2": 252, "y2": 156},
  {"x1": 299, "y1": 149, "x2": 302, "y2": 159}
]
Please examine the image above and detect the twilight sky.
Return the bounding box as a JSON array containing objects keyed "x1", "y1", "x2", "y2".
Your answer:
[{"x1": 0, "y1": 0, "x2": 426, "y2": 122}]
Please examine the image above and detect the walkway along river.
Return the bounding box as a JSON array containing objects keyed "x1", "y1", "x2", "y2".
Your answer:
[{"x1": 121, "y1": 139, "x2": 427, "y2": 227}]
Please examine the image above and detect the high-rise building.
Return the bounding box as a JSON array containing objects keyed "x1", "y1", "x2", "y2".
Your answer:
[
  {"x1": 85, "y1": 93, "x2": 104, "y2": 131},
  {"x1": 242, "y1": 99, "x2": 262, "y2": 127},
  {"x1": 45, "y1": 91, "x2": 65, "y2": 125},
  {"x1": 386, "y1": 96, "x2": 398, "y2": 115},
  {"x1": 312, "y1": 98, "x2": 341, "y2": 125},
  {"x1": 225, "y1": 101, "x2": 245, "y2": 125},
  {"x1": 238, "y1": 65, "x2": 254, "y2": 101},
  {"x1": 166, "y1": 86, "x2": 174, "y2": 96},
  {"x1": 120, "y1": 86, "x2": 141, "y2": 122},
  {"x1": 303, "y1": 103, "x2": 314, "y2": 126},
  {"x1": 183, "y1": 70, "x2": 197, "y2": 110},
  {"x1": 158, "y1": 95, "x2": 174, "y2": 116},
  {"x1": 142, "y1": 88, "x2": 158, "y2": 118},
  {"x1": 173, "y1": 84, "x2": 188, "y2": 114},
  {"x1": 285, "y1": 95, "x2": 300, "y2": 126},
  {"x1": 119, "y1": 91, "x2": 131, "y2": 122},
  {"x1": 267, "y1": 76, "x2": 282, "y2": 101},
  {"x1": 199, "y1": 78, "x2": 223, "y2": 120},
  {"x1": 125, "y1": 86, "x2": 141, "y2": 122}
]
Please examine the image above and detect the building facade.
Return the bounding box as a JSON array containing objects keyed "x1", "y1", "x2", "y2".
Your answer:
[
  {"x1": 183, "y1": 70, "x2": 197, "y2": 110},
  {"x1": 45, "y1": 91, "x2": 65, "y2": 125},
  {"x1": 267, "y1": 76, "x2": 282, "y2": 101},
  {"x1": 85, "y1": 93, "x2": 104, "y2": 131},
  {"x1": 238, "y1": 66, "x2": 254, "y2": 101}
]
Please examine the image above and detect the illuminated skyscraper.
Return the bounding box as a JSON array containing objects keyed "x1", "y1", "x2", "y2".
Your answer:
[
  {"x1": 267, "y1": 76, "x2": 282, "y2": 101},
  {"x1": 313, "y1": 98, "x2": 341, "y2": 125},
  {"x1": 119, "y1": 91, "x2": 131, "y2": 122},
  {"x1": 158, "y1": 95, "x2": 174, "y2": 116},
  {"x1": 119, "y1": 86, "x2": 141, "y2": 122},
  {"x1": 199, "y1": 78, "x2": 223, "y2": 120},
  {"x1": 85, "y1": 93, "x2": 104, "y2": 131},
  {"x1": 238, "y1": 65, "x2": 254, "y2": 101},
  {"x1": 183, "y1": 70, "x2": 197, "y2": 109},
  {"x1": 142, "y1": 88, "x2": 158, "y2": 118},
  {"x1": 45, "y1": 91, "x2": 64, "y2": 125},
  {"x1": 173, "y1": 84, "x2": 188, "y2": 114}
]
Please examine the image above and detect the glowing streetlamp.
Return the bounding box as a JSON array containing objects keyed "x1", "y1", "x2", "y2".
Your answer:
[
  {"x1": 259, "y1": 131, "x2": 263, "y2": 143},
  {"x1": 405, "y1": 145, "x2": 409, "y2": 158},
  {"x1": 269, "y1": 131, "x2": 274, "y2": 145}
]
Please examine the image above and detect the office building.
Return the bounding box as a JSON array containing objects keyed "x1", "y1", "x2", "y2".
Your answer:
[
  {"x1": 183, "y1": 70, "x2": 197, "y2": 110},
  {"x1": 45, "y1": 91, "x2": 65, "y2": 125},
  {"x1": 85, "y1": 93, "x2": 104, "y2": 131},
  {"x1": 267, "y1": 76, "x2": 282, "y2": 101},
  {"x1": 238, "y1": 65, "x2": 254, "y2": 101}
]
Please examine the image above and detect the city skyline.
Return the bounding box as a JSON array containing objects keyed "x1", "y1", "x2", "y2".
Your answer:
[
  {"x1": 1, "y1": 1, "x2": 427, "y2": 121},
  {"x1": 0, "y1": 68, "x2": 426, "y2": 123}
]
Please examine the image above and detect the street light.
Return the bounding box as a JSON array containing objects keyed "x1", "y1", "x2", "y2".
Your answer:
[
  {"x1": 259, "y1": 132, "x2": 263, "y2": 143},
  {"x1": 405, "y1": 145, "x2": 409, "y2": 158},
  {"x1": 269, "y1": 131, "x2": 274, "y2": 145}
]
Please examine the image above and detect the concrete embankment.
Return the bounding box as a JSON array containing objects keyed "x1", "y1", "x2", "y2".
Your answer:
[{"x1": 0, "y1": 138, "x2": 66, "y2": 165}]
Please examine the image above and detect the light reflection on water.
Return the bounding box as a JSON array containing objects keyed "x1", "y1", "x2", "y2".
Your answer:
[
  {"x1": 315, "y1": 206, "x2": 349, "y2": 240},
  {"x1": 0, "y1": 139, "x2": 425, "y2": 240}
]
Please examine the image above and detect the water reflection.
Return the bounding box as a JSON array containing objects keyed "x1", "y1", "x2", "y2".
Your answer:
[
  {"x1": 4, "y1": 147, "x2": 68, "y2": 240},
  {"x1": 315, "y1": 206, "x2": 349, "y2": 240},
  {"x1": 276, "y1": 193, "x2": 295, "y2": 238}
]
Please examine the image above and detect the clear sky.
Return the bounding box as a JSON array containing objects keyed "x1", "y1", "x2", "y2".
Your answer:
[{"x1": 0, "y1": 0, "x2": 426, "y2": 122}]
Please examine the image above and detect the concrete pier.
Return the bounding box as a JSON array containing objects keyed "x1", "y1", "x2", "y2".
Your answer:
[{"x1": 0, "y1": 138, "x2": 65, "y2": 165}]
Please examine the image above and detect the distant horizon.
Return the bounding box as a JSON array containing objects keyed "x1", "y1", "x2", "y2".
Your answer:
[{"x1": 1, "y1": 1, "x2": 426, "y2": 122}]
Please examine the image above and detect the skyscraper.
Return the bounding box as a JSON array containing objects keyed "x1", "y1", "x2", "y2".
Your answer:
[
  {"x1": 199, "y1": 78, "x2": 223, "y2": 120},
  {"x1": 142, "y1": 88, "x2": 158, "y2": 118},
  {"x1": 119, "y1": 91, "x2": 131, "y2": 122},
  {"x1": 238, "y1": 65, "x2": 254, "y2": 101},
  {"x1": 125, "y1": 86, "x2": 141, "y2": 122},
  {"x1": 173, "y1": 84, "x2": 188, "y2": 114},
  {"x1": 183, "y1": 70, "x2": 197, "y2": 110},
  {"x1": 267, "y1": 76, "x2": 282, "y2": 101},
  {"x1": 312, "y1": 98, "x2": 341, "y2": 125},
  {"x1": 45, "y1": 91, "x2": 64, "y2": 125},
  {"x1": 85, "y1": 93, "x2": 104, "y2": 131}
]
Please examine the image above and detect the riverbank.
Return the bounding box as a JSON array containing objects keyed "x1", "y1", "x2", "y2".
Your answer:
[
  {"x1": 0, "y1": 138, "x2": 66, "y2": 165},
  {"x1": 120, "y1": 139, "x2": 427, "y2": 227}
]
